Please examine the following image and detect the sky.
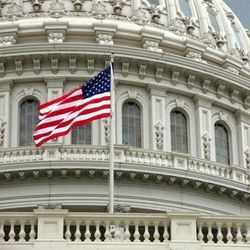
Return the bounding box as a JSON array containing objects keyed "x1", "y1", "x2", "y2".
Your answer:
[{"x1": 224, "y1": 0, "x2": 250, "y2": 30}]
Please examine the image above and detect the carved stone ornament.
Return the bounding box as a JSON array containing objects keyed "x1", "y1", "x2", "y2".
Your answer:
[
  {"x1": 154, "y1": 121, "x2": 164, "y2": 150},
  {"x1": 112, "y1": 0, "x2": 125, "y2": 15},
  {"x1": 72, "y1": 0, "x2": 84, "y2": 11},
  {"x1": 0, "y1": 35, "x2": 16, "y2": 46},
  {"x1": 143, "y1": 40, "x2": 162, "y2": 52},
  {"x1": 149, "y1": 5, "x2": 161, "y2": 23},
  {"x1": 213, "y1": 32, "x2": 226, "y2": 49},
  {"x1": 3, "y1": 2, "x2": 24, "y2": 21},
  {"x1": 202, "y1": 132, "x2": 211, "y2": 160},
  {"x1": 244, "y1": 148, "x2": 250, "y2": 169},
  {"x1": 183, "y1": 17, "x2": 198, "y2": 35},
  {"x1": 127, "y1": 89, "x2": 138, "y2": 99},
  {"x1": 216, "y1": 84, "x2": 225, "y2": 98},
  {"x1": 230, "y1": 90, "x2": 239, "y2": 104},
  {"x1": 186, "y1": 51, "x2": 205, "y2": 63},
  {"x1": 96, "y1": 33, "x2": 113, "y2": 45},
  {"x1": 202, "y1": 32, "x2": 216, "y2": 48},
  {"x1": 132, "y1": 7, "x2": 148, "y2": 26},
  {"x1": 168, "y1": 19, "x2": 186, "y2": 35},
  {"x1": 32, "y1": 0, "x2": 43, "y2": 12},
  {"x1": 0, "y1": 62, "x2": 4, "y2": 78},
  {"x1": 237, "y1": 48, "x2": 249, "y2": 63},
  {"x1": 175, "y1": 98, "x2": 184, "y2": 108},
  {"x1": 226, "y1": 66, "x2": 239, "y2": 75},
  {"x1": 219, "y1": 111, "x2": 228, "y2": 122},
  {"x1": 91, "y1": 1, "x2": 108, "y2": 20},
  {"x1": 103, "y1": 118, "x2": 110, "y2": 144},
  {"x1": 24, "y1": 87, "x2": 35, "y2": 96},
  {"x1": 48, "y1": 0, "x2": 67, "y2": 18},
  {"x1": 0, "y1": 118, "x2": 5, "y2": 146},
  {"x1": 48, "y1": 32, "x2": 65, "y2": 43}
]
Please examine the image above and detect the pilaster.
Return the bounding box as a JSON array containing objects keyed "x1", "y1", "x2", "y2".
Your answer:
[{"x1": 0, "y1": 80, "x2": 13, "y2": 148}]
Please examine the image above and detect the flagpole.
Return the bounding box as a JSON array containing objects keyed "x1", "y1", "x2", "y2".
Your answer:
[{"x1": 109, "y1": 55, "x2": 115, "y2": 213}]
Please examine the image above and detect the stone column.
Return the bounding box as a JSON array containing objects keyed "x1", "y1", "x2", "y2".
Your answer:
[
  {"x1": 44, "y1": 77, "x2": 65, "y2": 144},
  {"x1": 0, "y1": 80, "x2": 13, "y2": 148},
  {"x1": 194, "y1": 95, "x2": 212, "y2": 160},
  {"x1": 149, "y1": 87, "x2": 166, "y2": 151},
  {"x1": 235, "y1": 110, "x2": 250, "y2": 169}
]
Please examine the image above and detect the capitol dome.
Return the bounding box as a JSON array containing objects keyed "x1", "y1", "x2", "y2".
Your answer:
[{"x1": 0, "y1": 0, "x2": 250, "y2": 249}]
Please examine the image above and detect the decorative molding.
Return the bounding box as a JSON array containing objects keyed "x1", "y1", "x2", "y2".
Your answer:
[
  {"x1": 15, "y1": 60, "x2": 23, "y2": 75},
  {"x1": 175, "y1": 98, "x2": 184, "y2": 108},
  {"x1": 216, "y1": 84, "x2": 225, "y2": 98},
  {"x1": 186, "y1": 51, "x2": 205, "y2": 63},
  {"x1": 244, "y1": 148, "x2": 250, "y2": 169},
  {"x1": 112, "y1": 0, "x2": 125, "y2": 15},
  {"x1": 0, "y1": 35, "x2": 16, "y2": 46},
  {"x1": 202, "y1": 132, "x2": 211, "y2": 160},
  {"x1": 72, "y1": 0, "x2": 84, "y2": 12},
  {"x1": 226, "y1": 66, "x2": 240, "y2": 75},
  {"x1": 69, "y1": 57, "x2": 77, "y2": 74},
  {"x1": 168, "y1": 19, "x2": 186, "y2": 35},
  {"x1": 122, "y1": 62, "x2": 129, "y2": 77},
  {"x1": 139, "y1": 64, "x2": 146, "y2": 79},
  {"x1": 171, "y1": 70, "x2": 180, "y2": 84},
  {"x1": 143, "y1": 40, "x2": 162, "y2": 52},
  {"x1": 218, "y1": 111, "x2": 229, "y2": 122},
  {"x1": 51, "y1": 57, "x2": 59, "y2": 74},
  {"x1": 230, "y1": 90, "x2": 239, "y2": 104},
  {"x1": 0, "y1": 62, "x2": 5, "y2": 78},
  {"x1": 0, "y1": 118, "x2": 6, "y2": 146},
  {"x1": 96, "y1": 33, "x2": 113, "y2": 45},
  {"x1": 48, "y1": 0, "x2": 67, "y2": 18},
  {"x1": 113, "y1": 204, "x2": 131, "y2": 213},
  {"x1": 3, "y1": 2, "x2": 24, "y2": 21},
  {"x1": 154, "y1": 121, "x2": 164, "y2": 150},
  {"x1": 202, "y1": 79, "x2": 211, "y2": 94},
  {"x1": 48, "y1": 32, "x2": 65, "y2": 43},
  {"x1": 155, "y1": 67, "x2": 163, "y2": 82},
  {"x1": 127, "y1": 89, "x2": 138, "y2": 99},
  {"x1": 132, "y1": 7, "x2": 148, "y2": 26},
  {"x1": 202, "y1": 32, "x2": 216, "y2": 48},
  {"x1": 24, "y1": 87, "x2": 35, "y2": 96},
  {"x1": 92, "y1": 0, "x2": 108, "y2": 20},
  {"x1": 187, "y1": 74, "x2": 195, "y2": 89},
  {"x1": 33, "y1": 58, "x2": 41, "y2": 74},
  {"x1": 87, "y1": 59, "x2": 94, "y2": 74},
  {"x1": 103, "y1": 119, "x2": 110, "y2": 144}
]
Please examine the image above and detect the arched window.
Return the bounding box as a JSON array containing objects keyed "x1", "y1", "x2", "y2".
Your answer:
[
  {"x1": 122, "y1": 102, "x2": 141, "y2": 147},
  {"x1": 215, "y1": 123, "x2": 230, "y2": 165},
  {"x1": 179, "y1": 0, "x2": 192, "y2": 17},
  {"x1": 147, "y1": 0, "x2": 160, "y2": 6},
  {"x1": 207, "y1": 8, "x2": 220, "y2": 32},
  {"x1": 231, "y1": 25, "x2": 242, "y2": 48},
  {"x1": 71, "y1": 124, "x2": 91, "y2": 145},
  {"x1": 171, "y1": 110, "x2": 188, "y2": 153},
  {"x1": 20, "y1": 99, "x2": 39, "y2": 146}
]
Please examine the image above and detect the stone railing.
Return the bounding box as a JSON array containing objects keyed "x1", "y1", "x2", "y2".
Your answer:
[
  {"x1": 0, "y1": 211, "x2": 250, "y2": 250},
  {"x1": 0, "y1": 145, "x2": 249, "y2": 187}
]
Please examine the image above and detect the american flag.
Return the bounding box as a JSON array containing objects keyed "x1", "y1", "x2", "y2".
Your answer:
[{"x1": 33, "y1": 66, "x2": 111, "y2": 147}]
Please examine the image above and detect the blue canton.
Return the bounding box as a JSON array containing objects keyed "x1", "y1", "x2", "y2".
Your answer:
[{"x1": 82, "y1": 66, "x2": 111, "y2": 99}]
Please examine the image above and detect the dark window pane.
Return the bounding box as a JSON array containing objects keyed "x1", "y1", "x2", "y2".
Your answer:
[
  {"x1": 122, "y1": 102, "x2": 141, "y2": 148},
  {"x1": 20, "y1": 100, "x2": 39, "y2": 146},
  {"x1": 71, "y1": 123, "x2": 91, "y2": 145},
  {"x1": 171, "y1": 111, "x2": 188, "y2": 153},
  {"x1": 215, "y1": 123, "x2": 229, "y2": 165}
]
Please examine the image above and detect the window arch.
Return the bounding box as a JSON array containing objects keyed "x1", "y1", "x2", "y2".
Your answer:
[
  {"x1": 231, "y1": 25, "x2": 242, "y2": 48},
  {"x1": 214, "y1": 123, "x2": 230, "y2": 165},
  {"x1": 171, "y1": 110, "x2": 188, "y2": 153},
  {"x1": 122, "y1": 101, "x2": 141, "y2": 147},
  {"x1": 178, "y1": 0, "x2": 192, "y2": 17},
  {"x1": 20, "y1": 99, "x2": 39, "y2": 146},
  {"x1": 207, "y1": 8, "x2": 220, "y2": 32},
  {"x1": 71, "y1": 124, "x2": 91, "y2": 145}
]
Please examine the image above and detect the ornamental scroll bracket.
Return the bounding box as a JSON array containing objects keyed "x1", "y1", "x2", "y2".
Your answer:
[{"x1": 0, "y1": 118, "x2": 6, "y2": 146}]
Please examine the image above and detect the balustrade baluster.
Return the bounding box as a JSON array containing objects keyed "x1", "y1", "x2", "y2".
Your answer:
[
  {"x1": 236, "y1": 224, "x2": 243, "y2": 244},
  {"x1": 143, "y1": 223, "x2": 150, "y2": 242},
  {"x1": 163, "y1": 223, "x2": 169, "y2": 242},
  {"x1": 0, "y1": 221, "x2": 5, "y2": 242},
  {"x1": 153, "y1": 223, "x2": 160, "y2": 242},
  {"x1": 29, "y1": 222, "x2": 36, "y2": 241},
  {"x1": 226, "y1": 223, "x2": 233, "y2": 243},
  {"x1": 217, "y1": 223, "x2": 223, "y2": 244},
  {"x1": 246, "y1": 224, "x2": 250, "y2": 243},
  {"x1": 114, "y1": 223, "x2": 121, "y2": 241},
  {"x1": 85, "y1": 223, "x2": 91, "y2": 242},
  {"x1": 104, "y1": 222, "x2": 111, "y2": 242},
  {"x1": 9, "y1": 221, "x2": 15, "y2": 242},
  {"x1": 65, "y1": 221, "x2": 71, "y2": 241},
  {"x1": 74, "y1": 222, "x2": 81, "y2": 242},
  {"x1": 197, "y1": 224, "x2": 204, "y2": 242},
  {"x1": 124, "y1": 223, "x2": 130, "y2": 242},
  {"x1": 134, "y1": 224, "x2": 140, "y2": 242},
  {"x1": 207, "y1": 223, "x2": 213, "y2": 243},
  {"x1": 19, "y1": 222, "x2": 25, "y2": 242},
  {"x1": 94, "y1": 223, "x2": 101, "y2": 242}
]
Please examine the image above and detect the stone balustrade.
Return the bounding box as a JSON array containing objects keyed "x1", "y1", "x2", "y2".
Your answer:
[
  {"x1": 0, "y1": 211, "x2": 250, "y2": 250},
  {"x1": 0, "y1": 145, "x2": 249, "y2": 187}
]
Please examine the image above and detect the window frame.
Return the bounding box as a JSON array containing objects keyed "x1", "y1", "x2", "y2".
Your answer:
[{"x1": 71, "y1": 123, "x2": 92, "y2": 145}]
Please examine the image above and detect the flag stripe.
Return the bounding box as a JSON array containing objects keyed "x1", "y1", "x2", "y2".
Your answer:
[{"x1": 33, "y1": 66, "x2": 111, "y2": 147}]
